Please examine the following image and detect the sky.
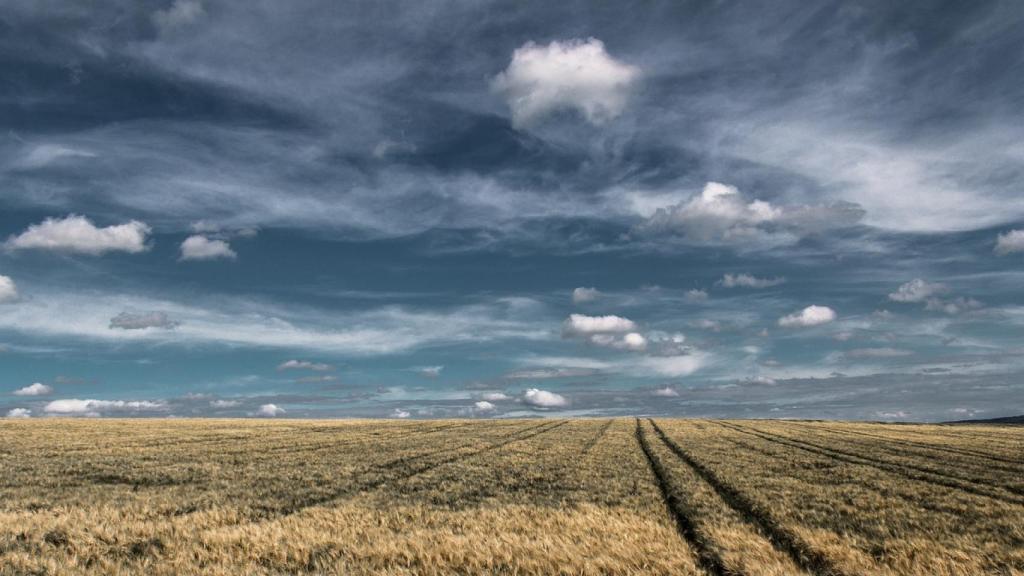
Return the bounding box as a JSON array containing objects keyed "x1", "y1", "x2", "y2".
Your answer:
[{"x1": 2, "y1": 0, "x2": 1023, "y2": 421}]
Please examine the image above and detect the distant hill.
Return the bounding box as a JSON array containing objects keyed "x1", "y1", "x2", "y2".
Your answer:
[{"x1": 944, "y1": 414, "x2": 1024, "y2": 425}]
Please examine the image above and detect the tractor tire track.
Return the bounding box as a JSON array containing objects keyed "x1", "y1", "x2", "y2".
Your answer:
[
  {"x1": 718, "y1": 421, "x2": 1024, "y2": 507},
  {"x1": 634, "y1": 418, "x2": 728, "y2": 576},
  {"x1": 647, "y1": 419, "x2": 846, "y2": 576},
  {"x1": 797, "y1": 424, "x2": 1024, "y2": 471},
  {"x1": 581, "y1": 419, "x2": 614, "y2": 455},
  {"x1": 223, "y1": 420, "x2": 570, "y2": 527}
]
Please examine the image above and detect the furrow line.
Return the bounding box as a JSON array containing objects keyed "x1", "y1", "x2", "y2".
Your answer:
[
  {"x1": 798, "y1": 424, "x2": 1024, "y2": 470},
  {"x1": 226, "y1": 420, "x2": 569, "y2": 527},
  {"x1": 581, "y1": 419, "x2": 614, "y2": 455},
  {"x1": 634, "y1": 418, "x2": 729, "y2": 576},
  {"x1": 718, "y1": 421, "x2": 1024, "y2": 507},
  {"x1": 648, "y1": 419, "x2": 846, "y2": 576}
]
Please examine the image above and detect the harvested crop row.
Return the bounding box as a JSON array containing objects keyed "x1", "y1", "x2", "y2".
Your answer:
[
  {"x1": 663, "y1": 420, "x2": 1024, "y2": 574},
  {"x1": 638, "y1": 419, "x2": 810, "y2": 576},
  {"x1": 795, "y1": 423, "x2": 1024, "y2": 471},
  {"x1": 722, "y1": 421, "x2": 1024, "y2": 506}
]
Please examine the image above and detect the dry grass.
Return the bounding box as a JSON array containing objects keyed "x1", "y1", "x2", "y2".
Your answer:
[{"x1": 0, "y1": 417, "x2": 1022, "y2": 575}]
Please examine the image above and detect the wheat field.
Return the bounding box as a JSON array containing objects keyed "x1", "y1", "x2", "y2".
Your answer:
[{"x1": 1, "y1": 418, "x2": 1022, "y2": 575}]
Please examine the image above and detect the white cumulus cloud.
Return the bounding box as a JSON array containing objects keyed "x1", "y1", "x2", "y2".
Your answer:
[
  {"x1": 639, "y1": 182, "x2": 863, "y2": 247},
  {"x1": 473, "y1": 401, "x2": 496, "y2": 413},
  {"x1": 571, "y1": 287, "x2": 601, "y2": 304},
  {"x1": 778, "y1": 305, "x2": 837, "y2": 328},
  {"x1": 6, "y1": 408, "x2": 31, "y2": 419},
  {"x1": 179, "y1": 235, "x2": 237, "y2": 261},
  {"x1": 587, "y1": 331, "x2": 647, "y2": 351},
  {"x1": 44, "y1": 399, "x2": 166, "y2": 416},
  {"x1": 563, "y1": 313, "x2": 637, "y2": 336},
  {"x1": 492, "y1": 38, "x2": 639, "y2": 127},
  {"x1": 888, "y1": 279, "x2": 946, "y2": 303},
  {"x1": 0, "y1": 275, "x2": 18, "y2": 303},
  {"x1": 652, "y1": 386, "x2": 679, "y2": 397},
  {"x1": 522, "y1": 388, "x2": 568, "y2": 408},
  {"x1": 257, "y1": 403, "x2": 284, "y2": 417},
  {"x1": 391, "y1": 408, "x2": 411, "y2": 418},
  {"x1": 13, "y1": 382, "x2": 52, "y2": 396},
  {"x1": 684, "y1": 289, "x2": 708, "y2": 302},
  {"x1": 995, "y1": 230, "x2": 1024, "y2": 255},
  {"x1": 5, "y1": 215, "x2": 150, "y2": 255}
]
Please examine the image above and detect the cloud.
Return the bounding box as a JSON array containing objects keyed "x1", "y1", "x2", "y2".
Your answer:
[
  {"x1": 562, "y1": 314, "x2": 637, "y2": 336},
  {"x1": 685, "y1": 289, "x2": 708, "y2": 302},
  {"x1": 638, "y1": 354, "x2": 705, "y2": 377},
  {"x1": 571, "y1": 287, "x2": 601, "y2": 304},
  {"x1": 473, "y1": 400, "x2": 496, "y2": 413},
  {"x1": 562, "y1": 314, "x2": 648, "y2": 351},
  {"x1": 587, "y1": 331, "x2": 647, "y2": 351},
  {"x1": 153, "y1": 0, "x2": 204, "y2": 32},
  {"x1": 415, "y1": 365, "x2": 443, "y2": 378},
  {"x1": 504, "y1": 367, "x2": 598, "y2": 380},
  {"x1": 718, "y1": 273, "x2": 786, "y2": 289},
  {"x1": 924, "y1": 297, "x2": 983, "y2": 315},
  {"x1": 13, "y1": 382, "x2": 53, "y2": 396},
  {"x1": 646, "y1": 331, "x2": 688, "y2": 356},
  {"x1": 391, "y1": 408, "x2": 411, "y2": 418},
  {"x1": 19, "y1": 144, "x2": 96, "y2": 169},
  {"x1": 492, "y1": 38, "x2": 639, "y2": 128},
  {"x1": 844, "y1": 347, "x2": 914, "y2": 359},
  {"x1": 5, "y1": 408, "x2": 31, "y2": 419},
  {"x1": 109, "y1": 311, "x2": 181, "y2": 330},
  {"x1": 277, "y1": 360, "x2": 334, "y2": 371},
  {"x1": 778, "y1": 305, "x2": 836, "y2": 328},
  {"x1": 179, "y1": 235, "x2": 237, "y2": 261},
  {"x1": 522, "y1": 388, "x2": 568, "y2": 408},
  {"x1": 995, "y1": 230, "x2": 1024, "y2": 255},
  {"x1": 257, "y1": 403, "x2": 284, "y2": 417},
  {"x1": 0, "y1": 275, "x2": 18, "y2": 303},
  {"x1": 372, "y1": 139, "x2": 417, "y2": 159},
  {"x1": 0, "y1": 290, "x2": 551, "y2": 355},
  {"x1": 44, "y1": 399, "x2": 166, "y2": 416},
  {"x1": 210, "y1": 399, "x2": 240, "y2": 408},
  {"x1": 652, "y1": 386, "x2": 679, "y2": 397},
  {"x1": 480, "y1": 392, "x2": 511, "y2": 401},
  {"x1": 295, "y1": 374, "x2": 338, "y2": 383},
  {"x1": 5, "y1": 215, "x2": 150, "y2": 255},
  {"x1": 692, "y1": 319, "x2": 721, "y2": 332},
  {"x1": 888, "y1": 279, "x2": 946, "y2": 303},
  {"x1": 639, "y1": 182, "x2": 864, "y2": 247}
]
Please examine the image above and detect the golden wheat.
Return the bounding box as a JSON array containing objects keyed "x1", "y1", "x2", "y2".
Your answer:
[{"x1": 1, "y1": 417, "x2": 1021, "y2": 575}]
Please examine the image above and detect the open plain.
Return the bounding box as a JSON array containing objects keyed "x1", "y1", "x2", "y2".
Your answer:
[{"x1": 1, "y1": 418, "x2": 1022, "y2": 575}]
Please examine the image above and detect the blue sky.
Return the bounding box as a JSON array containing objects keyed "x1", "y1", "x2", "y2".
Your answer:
[{"x1": 2, "y1": 0, "x2": 1023, "y2": 421}]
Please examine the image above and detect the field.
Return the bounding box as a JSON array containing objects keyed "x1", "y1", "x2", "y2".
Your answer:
[{"x1": 1, "y1": 418, "x2": 1022, "y2": 575}]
